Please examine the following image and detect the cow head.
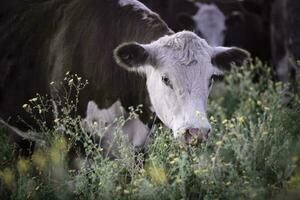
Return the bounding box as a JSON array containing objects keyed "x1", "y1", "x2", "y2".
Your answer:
[
  {"x1": 177, "y1": 3, "x2": 226, "y2": 46},
  {"x1": 114, "y1": 31, "x2": 249, "y2": 144}
]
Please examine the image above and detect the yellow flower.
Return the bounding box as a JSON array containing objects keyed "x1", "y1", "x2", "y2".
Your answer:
[
  {"x1": 29, "y1": 97, "x2": 38, "y2": 102},
  {"x1": 194, "y1": 168, "x2": 209, "y2": 175},
  {"x1": 0, "y1": 168, "x2": 15, "y2": 188},
  {"x1": 292, "y1": 156, "x2": 299, "y2": 163},
  {"x1": 262, "y1": 131, "x2": 268, "y2": 136},
  {"x1": 116, "y1": 186, "x2": 122, "y2": 192},
  {"x1": 147, "y1": 162, "x2": 167, "y2": 185},
  {"x1": 222, "y1": 119, "x2": 228, "y2": 124},
  {"x1": 17, "y1": 159, "x2": 31, "y2": 175},
  {"x1": 170, "y1": 157, "x2": 179, "y2": 165},
  {"x1": 211, "y1": 156, "x2": 216, "y2": 162},
  {"x1": 228, "y1": 123, "x2": 234, "y2": 129},
  {"x1": 49, "y1": 147, "x2": 63, "y2": 166},
  {"x1": 175, "y1": 176, "x2": 182, "y2": 183},
  {"x1": 225, "y1": 181, "x2": 231, "y2": 186},
  {"x1": 32, "y1": 150, "x2": 47, "y2": 171},
  {"x1": 257, "y1": 100, "x2": 262, "y2": 106},
  {"x1": 288, "y1": 169, "x2": 300, "y2": 189},
  {"x1": 264, "y1": 106, "x2": 270, "y2": 111},
  {"x1": 237, "y1": 116, "x2": 245, "y2": 123},
  {"x1": 216, "y1": 141, "x2": 223, "y2": 146}
]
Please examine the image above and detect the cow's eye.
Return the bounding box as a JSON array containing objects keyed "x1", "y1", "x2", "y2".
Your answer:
[
  {"x1": 162, "y1": 75, "x2": 173, "y2": 89},
  {"x1": 208, "y1": 76, "x2": 215, "y2": 88}
]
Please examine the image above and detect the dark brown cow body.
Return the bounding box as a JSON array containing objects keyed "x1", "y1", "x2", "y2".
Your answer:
[
  {"x1": 0, "y1": 0, "x2": 171, "y2": 132},
  {"x1": 271, "y1": 0, "x2": 300, "y2": 94}
]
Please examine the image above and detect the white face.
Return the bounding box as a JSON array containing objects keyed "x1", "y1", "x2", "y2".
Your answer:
[
  {"x1": 114, "y1": 31, "x2": 249, "y2": 144},
  {"x1": 192, "y1": 3, "x2": 226, "y2": 46}
]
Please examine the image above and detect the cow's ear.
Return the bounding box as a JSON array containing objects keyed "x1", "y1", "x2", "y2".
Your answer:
[
  {"x1": 211, "y1": 47, "x2": 250, "y2": 72},
  {"x1": 225, "y1": 11, "x2": 245, "y2": 27},
  {"x1": 114, "y1": 42, "x2": 150, "y2": 72},
  {"x1": 177, "y1": 13, "x2": 195, "y2": 30}
]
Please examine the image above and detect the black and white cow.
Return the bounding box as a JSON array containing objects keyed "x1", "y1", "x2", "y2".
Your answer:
[{"x1": 0, "y1": 0, "x2": 249, "y2": 147}]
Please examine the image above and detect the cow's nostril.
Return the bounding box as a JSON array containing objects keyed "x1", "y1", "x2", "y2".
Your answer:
[
  {"x1": 184, "y1": 129, "x2": 196, "y2": 144},
  {"x1": 188, "y1": 128, "x2": 200, "y2": 136}
]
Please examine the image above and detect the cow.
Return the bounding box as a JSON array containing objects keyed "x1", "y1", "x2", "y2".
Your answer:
[
  {"x1": 0, "y1": 0, "x2": 249, "y2": 147},
  {"x1": 140, "y1": 0, "x2": 226, "y2": 46},
  {"x1": 271, "y1": 0, "x2": 300, "y2": 95}
]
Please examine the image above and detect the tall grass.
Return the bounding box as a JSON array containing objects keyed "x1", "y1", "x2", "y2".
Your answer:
[{"x1": 0, "y1": 61, "x2": 300, "y2": 199}]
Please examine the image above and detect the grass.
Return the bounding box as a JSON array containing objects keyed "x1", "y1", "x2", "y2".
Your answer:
[{"x1": 0, "y1": 61, "x2": 300, "y2": 199}]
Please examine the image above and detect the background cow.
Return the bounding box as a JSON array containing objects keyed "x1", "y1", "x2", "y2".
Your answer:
[
  {"x1": 140, "y1": 0, "x2": 226, "y2": 46},
  {"x1": 271, "y1": 0, "x2": 300, "y2": 95}
]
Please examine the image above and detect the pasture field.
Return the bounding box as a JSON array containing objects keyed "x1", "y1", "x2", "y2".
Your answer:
[{"x1": 1, "y1": 61, "x2": 300, "y2": 199}]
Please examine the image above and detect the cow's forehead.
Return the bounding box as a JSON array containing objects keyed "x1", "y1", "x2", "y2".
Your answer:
[{"x1": 149, "y1": 31, "x2": 213, "y2": 69}]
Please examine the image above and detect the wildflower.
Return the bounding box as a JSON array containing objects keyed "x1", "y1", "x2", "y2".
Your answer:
[
  {"x1": 50, "y1": 81, "x2": 55, "y2": 85},
  {"x1": 29, "y1": 97, "x2": 38, "y2": 102},
  {"x1": 22, "y1": 104, "x2": 28, "y2": 109},
  {"x1": 170, "y1": 157, "x2": 179, "y2": 165},
  {"x1": 112, "y1": 163, "x2": 118, "y2": 168},
  {"x1": 139, "y1": 169, "x2": 146, "y2": 174},
  {"x1": 17, "y1": 159, "x2": 31, "y2": 175},
  {"x1": 124, "y1": 189, "x2": 130, "y2": 194},
  {"x1": 65, "y1": 71, "x2": 70, "y2": 75},
  {"x1": 147, "y1": 162, "x2": 167, "y2": 185},
  {"x1": 68, "y1": 79, "x2": 74, "y2": 85},
  {"x1": 175, "y1": 176, "x2": 182, "y2": 183},
  {"x1": 222, "y1": 119, "x2": 228, "y2": 124},
  {"x1": 264, "y1": 106, "x2": 270, "y2": 111},
  {"x1": 216, "y1": 141, "x2": 223, "y2": 146},
  {"x1": 168, "y1": 153, "x2": 175, "y2": 158},
  {"x1": 228, "y1": 123, "x2": 234, "y2": 129},
  {"x1": 288, "y1": 169, "x2": 300, "y2": 189},
  {"x1": 262, "y1": 131, "x2": 268, "y2": 136},
  {"x1": 225, "y1": 181, "x2": 231, "y2": 186},
  {"x1": 237, "y1": 116, "x2": 245, "y2": 123},
  {"x1": 32, "y1": 150, "x2": 47, "y2": 170},
  {"x1": 292, "y1": 156, "x2": 299, "y2": 163},
  {"x1": 0, "y1": 168, "x2": 15, "y2": 188},
  {"x1": 211, "y1": 156, "x2": 216, "y2": 162},
  {"x1": 116, "y1": 186, "x2": 122, "y2": 192},
  {"x1": 54, "y1": 118, "x2": 59, "y2": 123},
  {"x1": 257, "y1": 100, "x2": 262, "y2": 106},
  {"x1": 194, "y1": 168, "x2": 208, "y2": 175}
]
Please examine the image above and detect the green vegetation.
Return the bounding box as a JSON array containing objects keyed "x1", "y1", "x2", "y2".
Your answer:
[{"x1": 1, "y1": 62, "x2": 300, "y2": 199}]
